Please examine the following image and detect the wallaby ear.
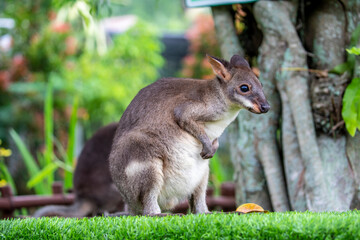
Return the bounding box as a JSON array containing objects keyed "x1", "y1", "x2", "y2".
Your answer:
[
  {"x1": 207, "y1": 54, "x2": 231, "y2": 82},
  {"x1": 230, "y1": 55, "x2": 250, "y2": 68}
]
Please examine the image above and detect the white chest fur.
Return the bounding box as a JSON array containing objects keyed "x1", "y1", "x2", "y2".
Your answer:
[
  {"x1": 204, "y1": 109, "x2": 240, "y2": 141},
  {"x1": 158, "y1": 109, "x2": 239, "y2": 210},
  {"x1": 158, "y1": 133, "x2": 207, "y2": 210}
]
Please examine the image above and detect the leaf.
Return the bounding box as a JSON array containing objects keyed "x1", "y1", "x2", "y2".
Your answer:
[
  {"x1": 209, "y1": 153, "x2": 226, "y2": 195},
  {"x1": 75, "y1": 1, "x2": 93, "y2": 27},
  {"x1": 331, "y1": 24, "x2": 360, "y2": 75},
  {"x1": 346, "y1": 47, "x2": 360, "y2": 56},
  {"x1": 9, "y1": 129, "x2": 40, "y2": 177},
  {"x1": 44, "y1": 80, "x2": 54, "y2": 166},
  {"x1": 9, "y1": 129, "x2": 46, "y2": 194},
  {"x1": 27, "y1": 163, "x2": 58, "y2": 188},
  {"x1": 65, "y1": 97, "x2": 78, "y2": 189},
  {"x1": 44, "y1": 80, "x2": 54, "y2": 186},
  {"x1": 7, "y1": 81, "x2": 46, "y2": 94},
  {"x1": 210, "y1": 153, "x2": 225, "y2": 182},
  {"x1": 0, "y1": 162, "x2": 17, "y2": 195},
  {"x1": 330, "y1": 62, "x2": 352, "y2": 75},
  {"x1": 342, "y1": 78, "x2": 360, "y2": 136},
  {"x1": 350, "y1": 24, "x2": 360, "y2": 47},
  {"x1": 54, "y1": 159, "x2": 73, "y2": 173},
  {"x1": 236, "y1": 203, "x2": 269, "y2": 214}
]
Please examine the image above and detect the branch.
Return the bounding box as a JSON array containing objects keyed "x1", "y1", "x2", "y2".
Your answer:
[
  {"x1": 253, "y1": 4, "x2": 292, "y2": 212},
  {"x1": 255, "y1": 1, "x2": 332, "y2": 211}
]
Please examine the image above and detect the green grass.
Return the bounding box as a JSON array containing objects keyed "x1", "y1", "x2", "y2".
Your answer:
[{"x1": 1, "y1": 211, "x2": 359, "y2": 239}]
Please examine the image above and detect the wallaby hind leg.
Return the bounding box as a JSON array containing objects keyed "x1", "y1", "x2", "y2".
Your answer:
[
  {"x1": 137, "y1": 159, "x2": 164, "y2": 215},
  {"x1": 142, "y1": 189, "x2": 162, "y2": 215},
  {"x1": 189, "y1": 168, "x2": 209, "y2": 214},
  {"x1": 111, "y1": 153, "x2": 164, "y2": 216}
]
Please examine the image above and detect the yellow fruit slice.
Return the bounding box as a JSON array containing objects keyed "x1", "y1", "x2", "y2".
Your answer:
[{"x1": 236, "y1": 203, "x2": 269, "y2": 214}]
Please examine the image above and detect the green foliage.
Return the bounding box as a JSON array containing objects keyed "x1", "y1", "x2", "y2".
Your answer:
[
  {"x1": 107, "y1": 0, "x2": 189, "y2": 33},
  {"x1": 26, "y1": 23, "x2": 74, "y2": 74},
  {"x1": 0, "y1": 1, "x2": 80, "y2": 146},
  {"x1": 0, "y1": 163, "x2": 16, "y2": 193},
  {"x1": 65, "y1": 97, "x2": 78, "y2": 189},
  {"x1": 331, "y1": 23, "x2": 360, "y2": 136},
  {"x1": 330, "y1": 25, "x2": 360, "y2": 76},
  {"x1": 209, "y1": 153, "x2": 226, "y2": 195},
  {"x1": 44, "y1": 79, "x2": 54, "y2": 185},
  {"x1": 1, "y1": 0, "x2": 165, "y2": 195},
  {"x1": 347, "y1": 46, "x2": 360, "y2": 56},
  {"x1": 1, "y1": 1, "x2": 52, "y2": 54},
  {"x1": 341, "y1": 47, "x2": 360, "y2": 136},
  {"x1": 342, "y1": 77, "x2": 360, "y2": 136},
  {"x1": 26, "y1": 163, "x2": 57, "y2": 189},
  {"x1": 9, "y1": 129, "x2": 46, "y2": 194},
  {"x1": 180, "y1": 14, "x2": 220, "y2": 79},
  {"x1": 0, "y1": 140, "x2": 16, "y2": 194},
  {"x1": 10, "y1": 81, "x2": 76, "y2": 195},
  {"x1": 1, "y1": 211, "x2": 360, "y2": 239},
  {"x1": 63, "y1": 21, "x2": 164, "y2": 129}
]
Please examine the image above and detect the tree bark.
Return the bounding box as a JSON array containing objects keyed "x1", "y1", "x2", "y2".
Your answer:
[
  {"x1": 212, "y1": 6, "x2": 272, "y2": 210},
  {"x1": 306, "y1": 0, "x2": 354, "y2": 211},
  {"x1": 345, "y1": 0, "x2": 360, "y2": 209},
  {"x1": 252, "y1": 3, "x2": 290, "y2": 212},
  {"x1": 212, "y1": 0, "x2": 360, "y2": 212}
]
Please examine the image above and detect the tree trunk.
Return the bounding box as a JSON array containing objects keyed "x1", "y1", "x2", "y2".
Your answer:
[
  {"x1": 212, "y1": 0, "x2": 360, "y2": 211},
  {"x1": 212, "y1": 6, "x2": 273, "y2": 211}
]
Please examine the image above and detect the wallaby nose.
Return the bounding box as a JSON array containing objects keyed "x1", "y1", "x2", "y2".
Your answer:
[{"x1": 260, "y1": 103, "x2": 270, "y2": 113}]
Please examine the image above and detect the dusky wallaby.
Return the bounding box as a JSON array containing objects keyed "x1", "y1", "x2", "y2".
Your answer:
[
  {"x1": 33, "y1": 123, "x2": 124, "y2": 217},
  {"x1": 109, "y1": 54, "x2": 270, "y2": 216}
]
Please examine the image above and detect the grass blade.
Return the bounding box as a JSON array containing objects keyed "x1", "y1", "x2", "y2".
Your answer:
[
  {"x1": 44, "y1": 80, "x2": 54, "y2": 184},
  {"x1": 65, "y1": 97, "x2": 78, "y2": 190},
  {"x1": 53, "y1": 137, "x2": 69, "y2": 163},
  {"x1": 9, "y1": 129, "x2": 39, "y2": 177},
  {"x1": 54, "y1": 158, "x2": 73, "y2": 173},
  {"x1": 27, "y1": 163, "x2": 58, "y2": 189},
  {"x1": 0, "y1": 162, "x2": 17, "y2": 195},
  {"x1": 9, "y1": 129, "x2": 46, "y2": 194}
]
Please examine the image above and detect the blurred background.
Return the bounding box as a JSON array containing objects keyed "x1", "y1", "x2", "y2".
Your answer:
[
  {"x1": 0, "y1": 0, "x2": 229, "y2": 204},
  {"x1": 1, "y1": 0, "x2": 360, "y2": 217}
]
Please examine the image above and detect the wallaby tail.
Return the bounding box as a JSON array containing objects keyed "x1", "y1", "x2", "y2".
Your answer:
[{"x1": 33, "y1": 200, "x2": 96, "y2": 218}]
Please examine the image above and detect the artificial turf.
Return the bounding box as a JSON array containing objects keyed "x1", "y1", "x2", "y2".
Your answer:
[{"x1": 0, "y1": 211, "x2": 359, "y2": 239}]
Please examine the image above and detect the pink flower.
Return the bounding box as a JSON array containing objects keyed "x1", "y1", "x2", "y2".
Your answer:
[
  {"x1": 51, "y1": 22, "x2": 71, "y2": 34},
  {"x1": 0, "y1": 71, "x2": 10, "y2": 90},
  {"x1": 183, "y1": 55, "x2": 196, "y2": 66},
  {"x1": 65, "y1": 36, "x2": 78, "y2": 55}
]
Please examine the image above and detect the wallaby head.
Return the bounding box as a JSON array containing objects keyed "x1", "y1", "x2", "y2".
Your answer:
[{"x1": 207, "y1": 54, "x2": 270, "y2": 114}]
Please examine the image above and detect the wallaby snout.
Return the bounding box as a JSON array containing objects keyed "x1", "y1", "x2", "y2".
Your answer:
[{"x1": 260, "y1": 102, "x2": 270, "y2": 113}]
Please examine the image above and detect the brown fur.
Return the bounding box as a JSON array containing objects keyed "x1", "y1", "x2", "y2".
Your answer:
[
  {"x1": 109, "y1": 55, "x2": 269, "y2": 216},
  {"x1": 33, "y1": 123, "x2": 124, "y2": 217}
]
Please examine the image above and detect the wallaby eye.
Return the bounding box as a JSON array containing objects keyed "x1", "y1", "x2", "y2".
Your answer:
[{"x1": 240, "y1": 85, "x2": 250, "y2": 93}]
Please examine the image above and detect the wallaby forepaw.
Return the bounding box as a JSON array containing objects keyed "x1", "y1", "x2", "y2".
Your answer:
[
  {"x1": 200, "y1": 150, "x2": 215, "y2": 159},
  {"x1": 200, "y1": 138, "x2": 218, "y2": 159}
]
